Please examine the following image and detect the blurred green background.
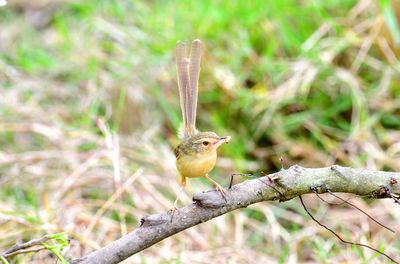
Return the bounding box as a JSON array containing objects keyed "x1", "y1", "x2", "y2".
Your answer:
[{"x1": 1, "y1": 0, "x2": 399, "y2": 263}]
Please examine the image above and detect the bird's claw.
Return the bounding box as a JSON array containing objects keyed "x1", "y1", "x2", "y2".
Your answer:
[{"x1": 215, "y1": 184, "x2": 227, "y2": 201}]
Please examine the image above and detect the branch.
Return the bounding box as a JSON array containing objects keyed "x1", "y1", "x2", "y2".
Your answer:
[{"x1": 72, "y1": 165, "x2": 400, "y2": 264}]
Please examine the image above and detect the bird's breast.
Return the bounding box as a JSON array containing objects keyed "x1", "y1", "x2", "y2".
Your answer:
[{"x1": 176, "y1": 151, "x2": 217, "y2": 178}]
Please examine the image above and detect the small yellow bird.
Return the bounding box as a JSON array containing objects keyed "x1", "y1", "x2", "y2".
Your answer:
[{"x1": 171, "y1": 39, "x2": 231, "y2": 211}]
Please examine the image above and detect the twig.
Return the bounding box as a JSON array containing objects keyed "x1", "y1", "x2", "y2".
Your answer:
[
  {"x1": 1, "y1": 232, "x2": 69, "y2": 262},
  {"x1": 299, "y1": 195, "x2": 398, "y2": 264},
  {"x1": 314, "y1": 191, "x2": 350, "y2": 205},
  {"x1": 257, "y1": 178, "x2": 287, "y2": 201},
  {"x1": 2, "y1": 235, "x2": 51, "y2": 255},
  {"x1": 0, "y1": 236, "x2": 53, "y2": 261},
  {"x1": 312, "y1": 187, "x2": 394, "y2": 233},
  {"x1": 3, "y1": 246, "x2": 47, "y2": 258},
  {"x1": 229, "y1": 173, "x2": 254, "y2": 189},
  {"x1": 327, "y1": 190, "x2": 395, "y2": 233}
]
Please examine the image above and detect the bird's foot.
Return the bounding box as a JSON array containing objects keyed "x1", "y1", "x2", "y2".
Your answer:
[{"x1": 215, "y1": 183, "x2": 227, "y2": 201}]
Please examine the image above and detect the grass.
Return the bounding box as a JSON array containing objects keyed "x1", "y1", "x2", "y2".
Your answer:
[{"x1": 0, "y1": 0, "x2": 400, "y2": 263}]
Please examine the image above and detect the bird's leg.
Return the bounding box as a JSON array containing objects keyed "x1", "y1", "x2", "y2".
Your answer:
[
  {"x1": 204, "y1": 174, "x2": 226, "y2": 199},
  {"x1": 172, "y1": 184, "x2": 185, "y2": 210},
  {"x1": 168, "y1": 176, "x2": 186, "y2": 220}
]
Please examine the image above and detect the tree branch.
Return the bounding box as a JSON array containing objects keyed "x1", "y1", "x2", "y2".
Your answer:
[{"x1": 72, "y1": 165, "x2": 400, "y2": 264}]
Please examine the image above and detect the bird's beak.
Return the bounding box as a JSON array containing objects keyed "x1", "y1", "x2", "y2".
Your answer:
[{"x1": 214, "y1": 136, "x2": 231, "y2": 147}]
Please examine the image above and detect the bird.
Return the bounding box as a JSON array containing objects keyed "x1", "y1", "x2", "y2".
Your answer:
[{"x1": 171, "y1": 39, "x2": 231, "y2": 213}]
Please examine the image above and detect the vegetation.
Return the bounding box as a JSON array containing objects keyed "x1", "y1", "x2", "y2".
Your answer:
[{"x1": 0, "y1": 0, "x2": 399, "y2": 263}]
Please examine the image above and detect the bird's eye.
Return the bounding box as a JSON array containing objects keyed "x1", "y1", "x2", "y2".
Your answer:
[{"x1": 202, "y1": 141, "x2": 210, "y2": 146}]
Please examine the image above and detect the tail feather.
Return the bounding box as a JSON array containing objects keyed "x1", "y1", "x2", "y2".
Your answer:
[{"x1": 176, "y1": 40, "x2": 202, "y2": 138}]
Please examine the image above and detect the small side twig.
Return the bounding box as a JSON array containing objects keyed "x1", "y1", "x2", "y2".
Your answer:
[
  {"x1": 311, "y1": 187, "x2": 394, "y2": 233},
  {"x1": 327, "y1": 190, "x2": 395, "y2": 233},
  {"x1": 299, "y1": 195, "x2": 398, "y2": 264},
  {"x1": 0, "y1": 232, "x2": 69, "y2": 263},
  {"x1": 2, "y1": 246, "x2": 47, "y2": 258},
  {"x1": 229, "y1": 173, "x2": 254, "y2": 189},
  {"x1": 311, "y1": 186, "x2": 350, "y2": 205},
  {"x1": 2, "y1": 235, "x2": 51, "y2": 256},
  {"x1": 314, "y1": 191, "x2": 350, "y2": 205},
  {"x1": 257, "y1": 178, "x2": 287, "y2": 201}
]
